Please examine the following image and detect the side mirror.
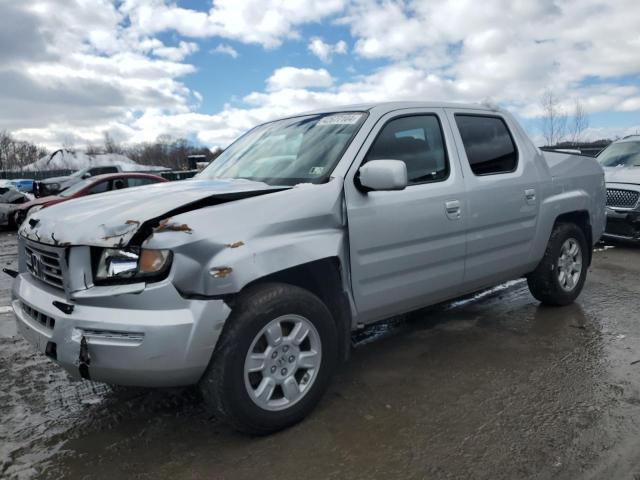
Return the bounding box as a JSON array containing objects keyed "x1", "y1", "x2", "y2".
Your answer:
[{"x1": 358, "y1": 160, "x2": 408, "y2": 191}]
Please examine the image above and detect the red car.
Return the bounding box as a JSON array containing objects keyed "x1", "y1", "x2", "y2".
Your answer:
[{"x1": 14, "y1": 172, "x2": 168, "y2": 226}]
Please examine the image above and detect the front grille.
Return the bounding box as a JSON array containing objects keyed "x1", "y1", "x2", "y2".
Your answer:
[
  {"x1": 22, "y1": 302, "x2": 56, "y2": 330},
  {"x1": 606, "y1": 188, "x2": 640, "y2": 209},
  {"x1": 24, "y1": 242, "x2": 65, "y2": 290}
]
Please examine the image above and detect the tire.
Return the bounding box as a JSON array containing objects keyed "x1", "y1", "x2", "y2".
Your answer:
[
  {"x1": 14, "y1": 209, "x2": 27, "y2": 227},
  {"x1": 527, "y1": 222, "x2": 588, "y2": 306},
  {"x1": 199, "y1": 282, "x2": 338, "y2": 435}
]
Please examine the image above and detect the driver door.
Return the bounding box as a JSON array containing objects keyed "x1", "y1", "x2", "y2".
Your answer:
[{"x1": 344, "y1": 108, "x2": 468, "y2": 323}]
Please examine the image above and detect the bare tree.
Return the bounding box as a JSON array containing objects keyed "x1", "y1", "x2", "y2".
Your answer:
[
  {"x1": 540, "y1": 90, "x2": 567, "y2": 146},
  {"x1": 85, "y1": 143, "x2": 102, "y2": 155},
  {"x1": 0, "y1": 130, "x2": 48, "y2": 171},
  {"x1": 0, "y1": 129, "x2": 223, "y2": 173},
  {"x1": 61, "y1": 136, "x2": 76, "y2": 155},
  {"x1": 103, "y1": 132, "x2": 121, "y2": 155},
  {"x1": 569, "y1": 99, "x2": 589, "y2": 145},
  {"x1": 0, "y1": 130, "x2": 12, "y2": 171}
]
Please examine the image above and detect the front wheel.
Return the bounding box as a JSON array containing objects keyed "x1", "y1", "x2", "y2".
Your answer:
[
  {"x1": 199, "y1": 283, "x2": 338, "y2": 435},
  {"x1": 14, "y1": 209, "x2": 28, "y2": 227},
  {"x1": 527, "y1": 222, "x2": 588, "y2": 306}
]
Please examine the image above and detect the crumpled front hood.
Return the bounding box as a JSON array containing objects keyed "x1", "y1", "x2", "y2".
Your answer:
[
  {"x1": 604, "y1": 166, "x2": 640, "y2": 185},
  {"x1": 19, "y1": 178, "x2": 287, "y2": 247}
]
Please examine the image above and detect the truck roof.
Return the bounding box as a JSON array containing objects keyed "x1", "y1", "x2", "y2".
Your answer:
[
  {"x1": 302, "y1": 101, "x2": 501, "y2": 116},
  {"x1": 618, "y1": 134, "x2": 640, "y2": 143}
]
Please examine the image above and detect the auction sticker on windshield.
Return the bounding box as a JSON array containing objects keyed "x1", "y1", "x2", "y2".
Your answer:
[{"x1": 317, "y1": 114, "x2": 362, "y2": 125}]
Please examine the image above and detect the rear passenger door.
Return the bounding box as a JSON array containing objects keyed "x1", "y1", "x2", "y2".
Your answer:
[
  {"x1": 345, "y1": 109, "x2": 467, "y2": 323},
  {"x1": 446, "y1": 109, "x2": 540, "y2": 290}
]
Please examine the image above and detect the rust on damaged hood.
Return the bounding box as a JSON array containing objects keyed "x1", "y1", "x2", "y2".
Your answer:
[{"x1": 19, "y1": 178, "x2": 289, "y2": 248}]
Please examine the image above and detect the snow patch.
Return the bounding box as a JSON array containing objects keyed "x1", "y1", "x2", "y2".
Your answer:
[{"x1": 23, "y1": 150, "x2": 167, "y2": 172}]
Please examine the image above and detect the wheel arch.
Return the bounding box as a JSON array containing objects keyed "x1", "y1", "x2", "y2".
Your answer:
[
  {"x1": 228, "y1": 257, "x2": 352, "y2": 363},
  {"x1": 552, "y1": 210, "x2": 593, "y2": 266},
  {"x1": 531, "y1": 188, "x2": 595, "y2": 268}
]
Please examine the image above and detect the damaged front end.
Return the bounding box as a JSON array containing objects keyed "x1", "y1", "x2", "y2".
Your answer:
[
  {"x1": 604, "y1": 208, "x2": 640, "y2": 242},
  {"x1": 17, "y1": 179, "x2": 289, "y2": 299},
  {"x1": 603, "y1": 182, "x2": 640, "y2": 243},
  {"x1": 11, "y1": 177, "x2": 349, "y2": 387},
  {"x1": 11, "y1": 179, "x2": 294, "y2": 385}
]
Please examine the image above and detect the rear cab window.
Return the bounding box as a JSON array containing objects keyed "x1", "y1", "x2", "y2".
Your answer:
[{"x1": 454, "y1": 115, "x2": 518, "y2": 175}]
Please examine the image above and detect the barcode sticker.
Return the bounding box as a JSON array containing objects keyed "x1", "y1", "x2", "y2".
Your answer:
[{"x1": 317, "y1": 114, "x2": 362, "y2": 126}]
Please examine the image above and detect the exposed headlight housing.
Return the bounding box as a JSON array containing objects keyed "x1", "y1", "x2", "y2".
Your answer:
[{"x1": 94, "y1": 248, "x2": 172, "y2": 283}]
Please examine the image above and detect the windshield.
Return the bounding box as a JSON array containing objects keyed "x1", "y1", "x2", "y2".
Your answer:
[
  {"x1": 58, "y1": 178, "x2": 92, "y2": 197},
  {"x1": 598, "y1": 141, "x2": 640, "y2": 168},
  {"x1": 198, "y1": 112, "x2": 366, "y2": 186}
]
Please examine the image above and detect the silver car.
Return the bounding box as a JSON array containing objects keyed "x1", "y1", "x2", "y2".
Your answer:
[{"x1": 12, "y1": 102, "x2": 605, "y2": 434}]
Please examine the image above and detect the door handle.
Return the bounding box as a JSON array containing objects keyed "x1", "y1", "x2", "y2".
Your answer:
[
  {"x1": 445, "y1": 200, "x2": 461, "y2": 220},
  {"x1": 525, "y1": 188, "x2": 537, "y2": 205}
]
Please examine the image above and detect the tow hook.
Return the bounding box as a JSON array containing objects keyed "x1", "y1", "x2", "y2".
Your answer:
[
  {"x1": 79, "y1": 336, "x2": 91, "y2": 380},
  {"x1": 53, "y1": 301, "x2": 74, "y2": 315},
  {"x1": 2, "y1": 268, "x2": 18, "y2": 278}
]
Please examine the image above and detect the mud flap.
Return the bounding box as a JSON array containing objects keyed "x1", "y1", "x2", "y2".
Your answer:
[{"x1": 79, "y1": 336, "x2": 91, "y2": 380}]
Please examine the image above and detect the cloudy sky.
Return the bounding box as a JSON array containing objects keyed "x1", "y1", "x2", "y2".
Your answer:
[{"x1": 2, "y1": 0, "x2": 639, "y2": 149}]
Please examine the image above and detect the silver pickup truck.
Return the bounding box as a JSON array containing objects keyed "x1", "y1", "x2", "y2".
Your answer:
[{"x1": 11, "y1": 102, "x2": 605, "y2": 434}]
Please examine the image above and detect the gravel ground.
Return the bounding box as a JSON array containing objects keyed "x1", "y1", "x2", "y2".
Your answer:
[{"x1": 1, "y1": 231, "x2": 640, "y2": 479}]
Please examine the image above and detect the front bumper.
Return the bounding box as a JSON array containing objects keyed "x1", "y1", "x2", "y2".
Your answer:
[
  {"x1": 12, "y1": 273, "x2": 231, "y2": 387},
  {"x1": 603, "y1": 208, "x2": 640, "y2": 243}
]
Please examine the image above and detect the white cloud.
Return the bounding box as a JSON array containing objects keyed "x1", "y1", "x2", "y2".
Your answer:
[
  {"x1": 211, "y1": 44, "x2": 239, "y2": 58},
  {"x1": 266, "y1": 67, "x2": 334, "y2": 91},
  {"x1": 121, "y1": 0, "x2": 346, "y2": 48},
  {"x1": 338, "y1": 0, "x2": 640, "y2": 116},
  {"x1": 3, "y1": 0, "x2": 640, "y2": 153},
  {"x1": 152, "y1": 41, "x2": 199, "y2": 62},
  {"x1": 308, "y1": 37, "x2": 348, "y2": 62},
  {"x1": 0, "y1": 0, "x2": 200, "y2": 148}
]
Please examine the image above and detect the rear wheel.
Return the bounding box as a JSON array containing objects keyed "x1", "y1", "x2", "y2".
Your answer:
[
  {"x1": 527, "y1": 223, "x2": 588, "y2": 306},
  {"x1": 199, "y1": 283, "x2": 338, "y2": 435}
]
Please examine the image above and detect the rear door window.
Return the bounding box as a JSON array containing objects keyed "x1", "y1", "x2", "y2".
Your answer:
[
  {"x1": 112, "y1": 178, "x2": 127, "y2": 190},
  {"x1": 454, "y1": 115, "x2": 518, "y2": 175},
  {"x1": 127, "y1": 177, "x2": 158, "y2": 187},
  {"x1": 87, "y1": 180, "x2": 110, "y2": 195}
]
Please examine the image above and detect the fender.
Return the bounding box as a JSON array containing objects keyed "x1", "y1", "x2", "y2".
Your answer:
[{"x1": 529, "y1": 189, "x2": 591, "y2": 265}]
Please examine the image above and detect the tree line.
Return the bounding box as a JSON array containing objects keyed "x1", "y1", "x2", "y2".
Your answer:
[
  {"x1": 539, "y1": 90, "x2": 591, "y2": 147},
  {"x1": 0, "y1": 97, "x2": 617, "y2": 172},
  {"x1": 0, "y1": 131, "x2": 48, "y2": 172},
  {"x1": 0, "y1": 131, "x2": 223, "y2": 172}
]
